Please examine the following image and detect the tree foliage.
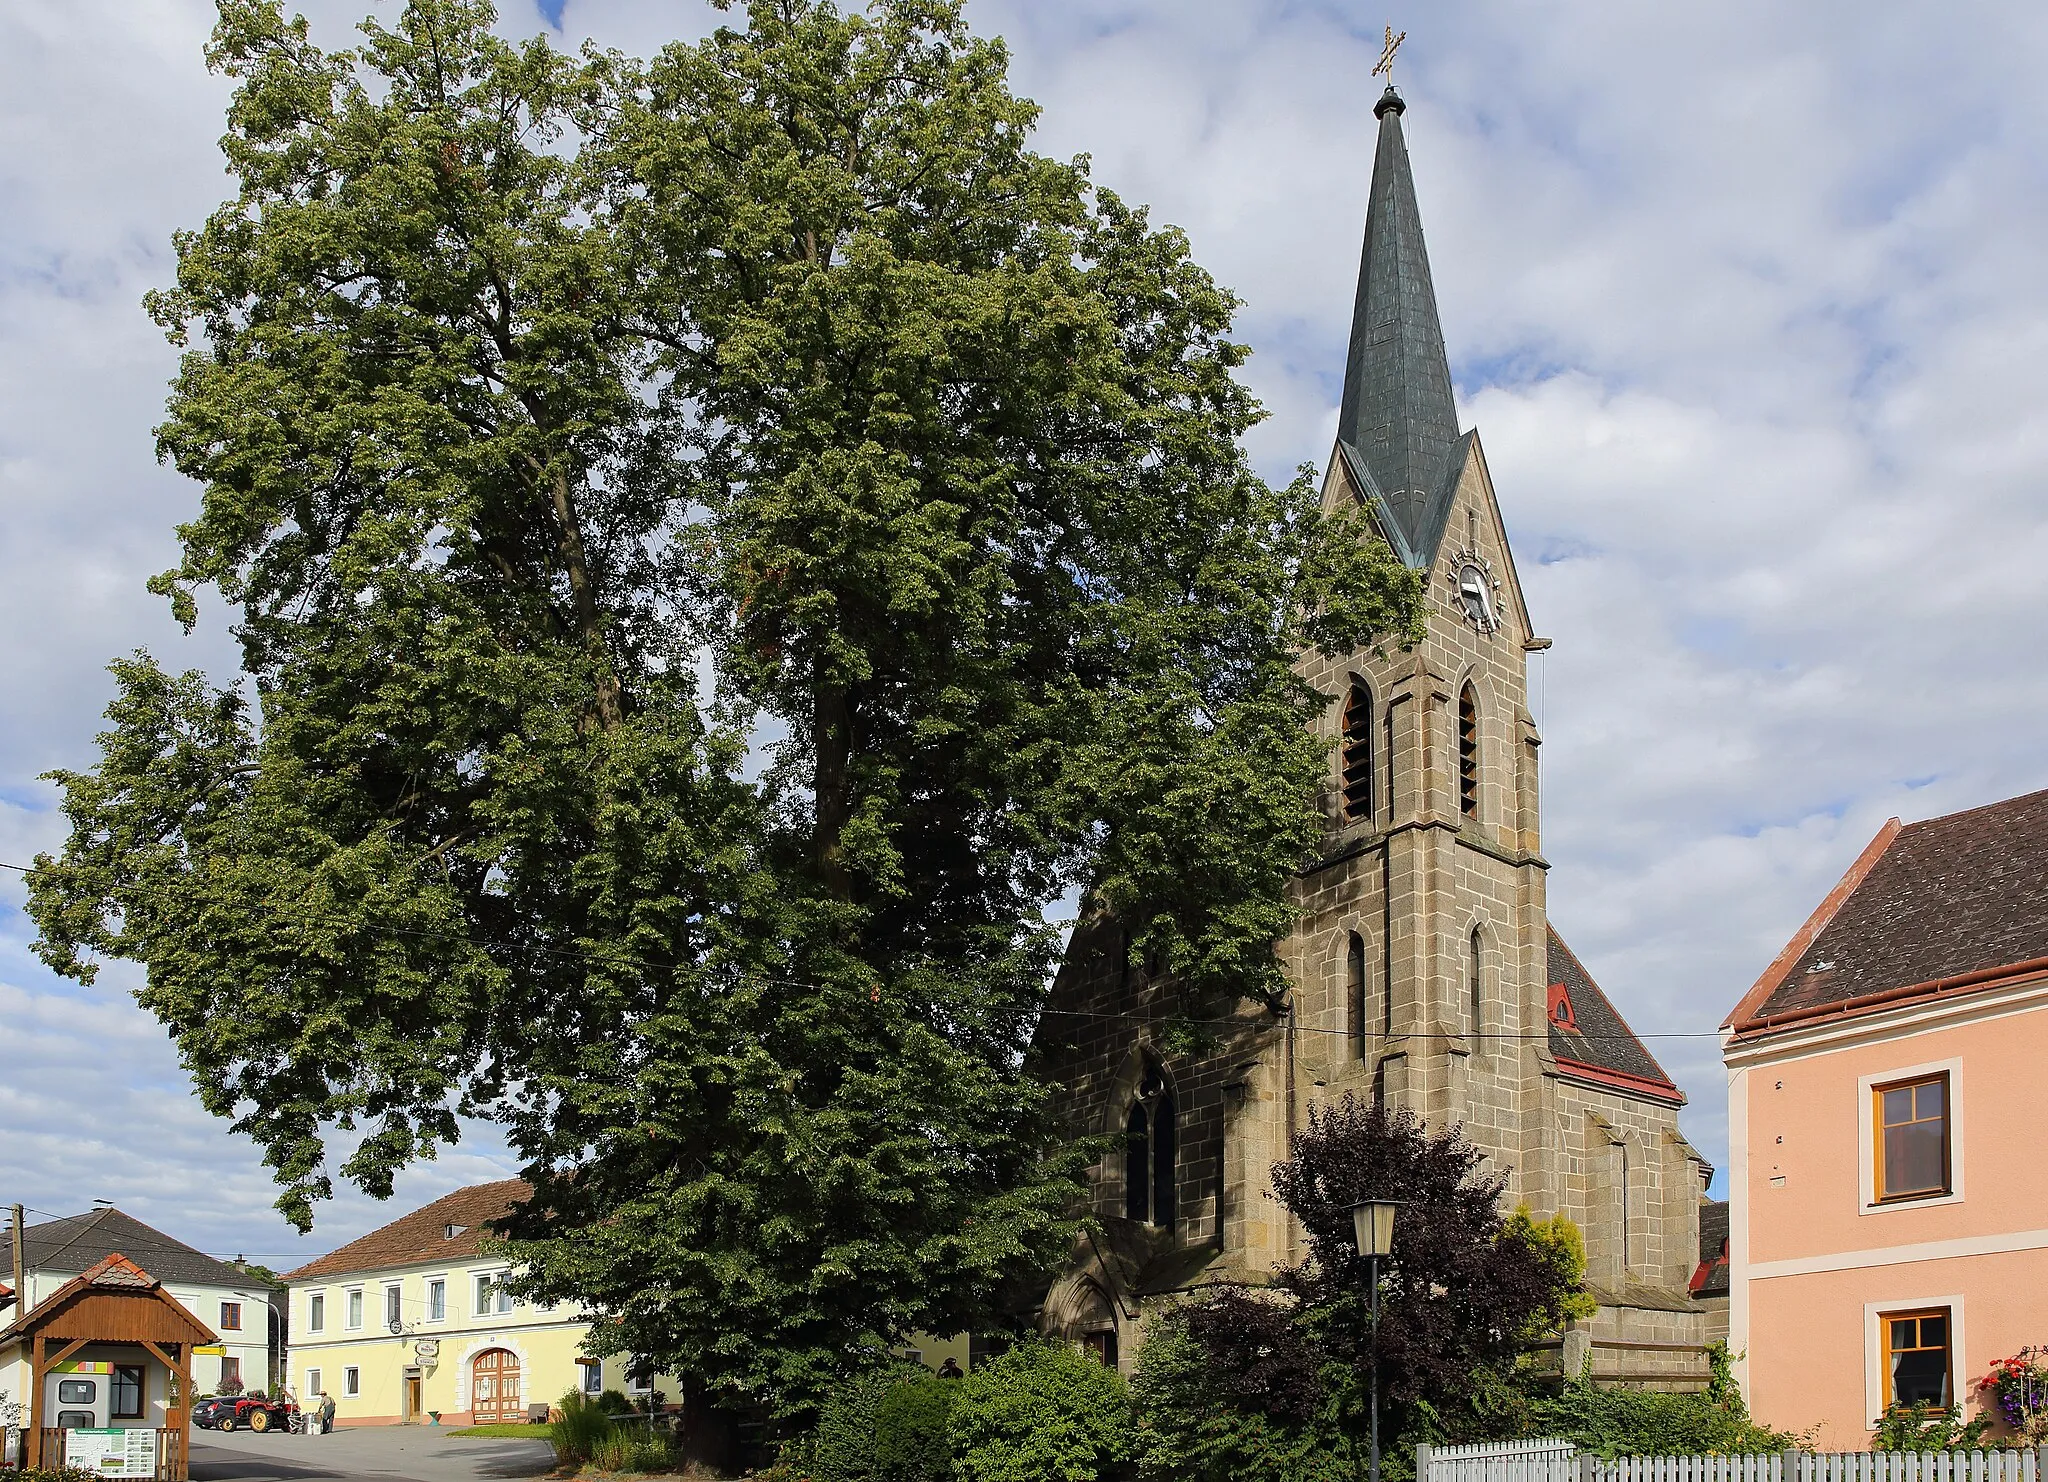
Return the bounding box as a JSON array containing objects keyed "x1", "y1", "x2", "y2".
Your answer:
[
  {"x1": 26, "y1": 0, "x2": 1421, "y2": 1424},
  {"x1": 947, "y1": 1343, "x2": 1133, "y2": 1482}
]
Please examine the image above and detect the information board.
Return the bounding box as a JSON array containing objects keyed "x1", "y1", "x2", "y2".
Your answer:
[{"x1": 64, "y1": 1426, "x2": 159, "y2": 1477}]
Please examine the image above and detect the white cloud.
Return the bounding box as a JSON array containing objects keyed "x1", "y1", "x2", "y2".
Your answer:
[{"x1": 4, "y1": 0, "x2": 2045, "y2": 1252}]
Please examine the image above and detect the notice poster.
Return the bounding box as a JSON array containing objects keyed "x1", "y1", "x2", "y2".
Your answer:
[{"x1": 64, "y1": 1426, "x2": 159, "y2": 1477}]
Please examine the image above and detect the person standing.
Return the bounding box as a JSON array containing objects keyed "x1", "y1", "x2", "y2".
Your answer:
[{"x1": 318, "y1": 1390, "x2": 336, "y2": 1435}]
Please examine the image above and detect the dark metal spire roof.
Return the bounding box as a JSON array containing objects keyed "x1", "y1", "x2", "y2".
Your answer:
[{"x1": 1336, "y1": 87, "x2": 1463, "y2": 564}]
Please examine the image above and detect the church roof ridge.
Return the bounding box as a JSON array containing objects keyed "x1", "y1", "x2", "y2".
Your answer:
[{"x1": 1336, "y1": 84, "x2": 1463, "y2": 567}]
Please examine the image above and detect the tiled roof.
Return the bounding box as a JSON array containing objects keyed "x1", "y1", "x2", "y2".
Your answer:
[
  {"x1": 281, "y1": 1179, "x2": 529, "y2": 1283},
  {"x1": 1691, "y1": 1200, "x2": 1729, "y2": 1299},
  {"x1": 1545, "y1": 929, "x2": 1682, "y2": 1103},
  {"x1": 1, "y1": 1253, "x2": 218, "y2": 1347},
  {"x1": 1735, "y1": 788, "x2": 2048, "y2": 1030},
  {"x1": 8, "y1": 1208, "x2": 252, "y2": 1291}
]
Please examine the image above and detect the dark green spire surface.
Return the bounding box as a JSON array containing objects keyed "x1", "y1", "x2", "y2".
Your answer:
[{"x1": 1336, "y1": 87, "x2": 1463, "y2": 564}]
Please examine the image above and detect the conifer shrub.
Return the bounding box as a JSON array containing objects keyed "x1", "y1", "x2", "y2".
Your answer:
[
  {"x1": 948, "y1": 1342, "x2": 1133, "y2": 1482},
  {"x1": 807, "y1": 1364, "x2": 925, "y2": 1482},
  {"x1": 873, "y1": 1374, "x2": 959, "y2": 1481}
]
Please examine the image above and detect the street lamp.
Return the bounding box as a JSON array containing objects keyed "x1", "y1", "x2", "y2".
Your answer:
[{"x1": 1347, "y1": 1199, "x2": 1401, "y2": 1482}]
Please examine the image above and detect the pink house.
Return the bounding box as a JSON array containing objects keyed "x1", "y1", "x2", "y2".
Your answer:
[{"x1": 1723, "y1": 788, "x2": 2048, "y2": 1444}]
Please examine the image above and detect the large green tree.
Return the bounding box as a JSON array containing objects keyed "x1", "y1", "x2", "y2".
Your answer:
[{"x1": 28, "y1": 0, "x2": 1421, "y2": 1442}]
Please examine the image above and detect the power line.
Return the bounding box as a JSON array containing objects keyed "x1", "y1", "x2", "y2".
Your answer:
[{"x1": 0, "y1": 860, "x2": 1721, "y2": 1042}]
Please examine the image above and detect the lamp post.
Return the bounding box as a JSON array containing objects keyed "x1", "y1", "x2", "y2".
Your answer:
[{"x1": 1347, "y1": 1199, "x2": 1401, "y2": 1482}]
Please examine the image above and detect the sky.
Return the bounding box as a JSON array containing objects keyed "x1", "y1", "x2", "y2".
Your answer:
[{"x1": 3, "y1": 0, "x2": 2046, "y2": 1267}]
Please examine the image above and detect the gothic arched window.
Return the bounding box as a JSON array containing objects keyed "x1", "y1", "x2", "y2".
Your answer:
[
  {"x1": 1468, "y1": 926, "x2": 1485, "y2": 1037},
  {"x1": 1347, "y1": 931, "x2": 1367, "y2": 1056},
  {"x1": 1123, "y1": 1069, "x2": 1177, "y2": 1229},
  {"x1": 1124, "y1": 1103, "x2": 1149, "y2": 1222},
  {"x1": 1457, "y1": 683, "x2": 1479, "y2": 819},
  {"x1": 1341, "y1": 683, "x2": 1374, "y2": 821}
]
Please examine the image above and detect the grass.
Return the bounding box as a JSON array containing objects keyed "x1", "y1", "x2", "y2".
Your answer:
[{"x1": 446, "y1": 1422, "x2": 554, "y2": 1438}]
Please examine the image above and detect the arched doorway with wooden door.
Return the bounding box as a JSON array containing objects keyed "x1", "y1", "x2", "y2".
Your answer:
[{"x1": 470, "y1": 1349, "x2": 522, "y2": 1424}]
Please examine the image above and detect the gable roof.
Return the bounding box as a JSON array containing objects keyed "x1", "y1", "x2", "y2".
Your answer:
[
  {"x1": 1546, "y1": 928, "x2": 1683, "y2": 1104},
  {"x1": 1728, "y1": 787, "x2": 2048, "y2": 1037},
  {"x1": 1334, "y1": 87, "x2": 1464, "y2": 569},
  {"x1": 9, "y1": 1208, "x2": 253, "y2": 1291},
  {"x1": 281, "y1": 1179, "x2": 529, "y2": 1284},
  {"x1": 0, "y1": 1253, "x2": 218, "y2": 1348},
  {"x1": 1689, "y1": 1200, "x2": 1729, "y2": 1300}
]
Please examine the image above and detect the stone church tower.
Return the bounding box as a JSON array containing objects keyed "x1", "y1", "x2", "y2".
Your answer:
[{"x1": 1035, "y1": 87, "x2": 1712, "y2": 1370}]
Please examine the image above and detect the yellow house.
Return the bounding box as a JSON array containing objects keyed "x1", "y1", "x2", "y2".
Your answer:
[{"x1": 282, "y1": 1180, "x2": 668, "y2": 1426}]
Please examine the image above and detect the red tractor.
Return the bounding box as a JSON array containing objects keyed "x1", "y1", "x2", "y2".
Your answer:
[{"x1": 211, "y1": 1393, "x2": 300, "y2": 1434}]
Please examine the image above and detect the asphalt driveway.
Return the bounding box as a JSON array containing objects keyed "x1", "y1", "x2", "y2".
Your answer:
[{"x1": 188, "y1": 1426, "x2": 555, "y2": 1482}]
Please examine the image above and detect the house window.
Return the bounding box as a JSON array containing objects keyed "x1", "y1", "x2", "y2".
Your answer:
[
  {"x1": 220, "y1": 1356, "x2": 242, "y2": 1390},
  {"x1": 579, "y1": 1360, "x2": 603, "y2": 1396},
  {"x1": 112, "y1": 1365, "x2": 145, "y2": 1420},
  {"x1": 307, "y1": 1368, "x2": 322, "y2": 1400},
  {"x1": 498, "y1": 1286, "x2": 515, "y2": 1315},
  {"x1": 309, "y1": 1292, "x2": 325, "y2": 1332},
  {"x1": 1341, "y1": 683, "x2": 1375, "y2": 821},
  {"x1": 476, "y1": 1275, "x2": 494, "y2": 1317},
  {"x1": 1457, "y1": 684, "x2": 1479, "y2": 818},
  {"x1": 345, "y1": 1288, "x2": 364, "y2": 1330},
  {"x1": 427, "y1": 1279, "x2": 446, "y2": 1322},
  {"x1": 343, "y1": 1366, "x2": 360, "y2": 1398},
  {"x1": 219, "y1": 1301, "x2": 243, "y2": 1332},
  {"x1": 1883, "y1": 1309, "x2": 1952, "y2": 1409},
  {"x1": 385, "y1": 1284, "x2": 403, "y2": 1329},
  {"x1": 1875, "y1": 1073, "x2": 1950, "y2": 1202}
]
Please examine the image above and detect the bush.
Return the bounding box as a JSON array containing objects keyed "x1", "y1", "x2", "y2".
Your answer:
[
  {"x1": 810, "y1": 1364, "x2": 924, "y2": 1482},
  {"x1": 949, "y1": 1342, "x2": 1133, "y2": 1482},
  {"x1": 1870, "y1": 1403, "x2": 1994, "y2": 1452},
  {"x1": 1131, "y1": 1316, "x2": 1355, "y2": 1482},
  {"x1": 1526, "y1": 1360, "x2": 1802, "y2": 1458},
  {"x1": 592, "y1": 1428, "x2": 678, "y2": 1473},
  {"x1": 597, "y1": 1387, "x2": 635, "y2": 1416},
  {"x1": 12, "y1": 1469, "x2": 104, "y2": 1482},
  {"x1": 873, "y1": 1375, "x2": 959, "y2": 1482},
  {"x1": 549, "y1": 1390, "x2": 615, "y2": 1465}
]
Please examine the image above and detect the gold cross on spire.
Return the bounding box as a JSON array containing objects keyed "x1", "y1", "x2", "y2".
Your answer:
[{"x1": 1372, "y1": 25, "x2": 1407, "y2": 87}]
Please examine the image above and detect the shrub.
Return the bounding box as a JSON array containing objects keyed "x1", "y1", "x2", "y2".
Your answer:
[
  {"x1": 874, "y1": 1374, "x2": 959, "y2": 1482},
  {"x1": 1527, "y1": 1362, "x2": 1802, "y2": 1458},
  {"x1": 13, "y1": 1469, "x2": 104, "y2": 1482},
  {"x1": 809, "y1": 1364, "x2": 923, "y2": 1482},
  {"x1": 592, "y1": 1428, "x2": 678, "y2": 1473},
  {"x1": 1130, "y1": 1316, "x2": 1355, "y2": 1482},
  {"x1": 1871, "y1": 1403, "x2": 1994, "y2": 1452},
  {"x1": 597, "y1": 1387, "x2": 635, "y2": 1416},
  {"x1": 949, "y1": 1342, "x2": 1133, "y2": 1482},
  {"x1": 549, "y1": 1390, "x2": 615, "y2": 1465}
]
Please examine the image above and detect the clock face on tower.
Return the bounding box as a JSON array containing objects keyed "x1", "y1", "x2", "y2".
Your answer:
[{"x1": 1449, "y1": 549, "x2": 1501, "y2": 634}]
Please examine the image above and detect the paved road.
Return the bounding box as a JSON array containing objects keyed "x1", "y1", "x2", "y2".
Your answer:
[{"x1": 188, "y1": 1427, "x2": 555, "y2": 1482}]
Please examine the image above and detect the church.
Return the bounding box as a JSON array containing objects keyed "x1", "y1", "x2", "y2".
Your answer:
[{"x1": 1033, "y1": 85, "x2": 1714, "y2": 1371}]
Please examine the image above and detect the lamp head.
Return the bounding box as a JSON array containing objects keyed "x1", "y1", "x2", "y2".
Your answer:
[{"x1": 1347, "y1": 1198, "x2": 1401, "y2": 1260}]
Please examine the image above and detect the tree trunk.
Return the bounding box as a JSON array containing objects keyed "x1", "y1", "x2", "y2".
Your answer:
[
  {"x1": 675, "y1": 1374, "x2": 740, "y2": 1476},
  {"x1": 813, "y1": 680, "x2": 853, "y2": 897}
]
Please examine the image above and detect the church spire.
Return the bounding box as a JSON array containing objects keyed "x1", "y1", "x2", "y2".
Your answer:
[{"x1": 1336, "y1": 86, "x2": 1462, "y2": 557}]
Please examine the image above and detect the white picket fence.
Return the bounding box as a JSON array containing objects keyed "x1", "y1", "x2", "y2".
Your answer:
[{"x1": 1419, "y1": 1438, "x2": 2047, "y2": 1482}]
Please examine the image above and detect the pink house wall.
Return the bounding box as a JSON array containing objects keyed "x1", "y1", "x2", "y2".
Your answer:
[{"x1": 1730, "y1": 987, "x2": 2048, "y2": 1442}]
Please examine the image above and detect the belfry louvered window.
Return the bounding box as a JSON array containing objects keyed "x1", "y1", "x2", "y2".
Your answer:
[
  {"x1": 1341, "y1": 683, "x2": 1375, "y2": 821},
  {"x1": 1457, "y1": 684, "x2": 1479, "y2": 818}
]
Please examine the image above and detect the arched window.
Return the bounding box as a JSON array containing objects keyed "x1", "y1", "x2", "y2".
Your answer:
[
  {"x1": 1341, "y1": 683, "x2": 1374, "y2": 821},
  {"x1": 1468, "y1": 926, "x2": 1484, "y2": 1037},
  {"x1": 1347, "y1": 931, "x2": 1367, "y2": 1056},
  {"x1": 1152, "y1": 1088, "x2": 1177, "y2": 1228},
  {"x1": 1123, "y1": 1069, "x2": 1177, "y2": 1229},
  {"x1": 1124, "y1": 1103, "x2": 1149, "y2": 1222},
  {"x1": 1457, "y1": 683, "x2": 1479, "y2": 818}
]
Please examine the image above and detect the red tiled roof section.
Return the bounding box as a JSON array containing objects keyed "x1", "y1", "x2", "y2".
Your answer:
[
  {"x1": 1748, "y1": 787, "x2": 2048, "y2": 1023},
  {"x1": 281, "y1": 1179, "x2": 530, "y2": 1283},
  {"x1": 1545, "y1": 928, "x2": 1682, "y2": 1102}
]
